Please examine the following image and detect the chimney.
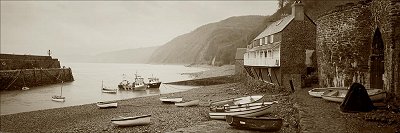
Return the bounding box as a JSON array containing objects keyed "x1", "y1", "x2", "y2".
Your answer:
[{"x1": 292, "y1": 1, "x2": 304, "y2": 21}]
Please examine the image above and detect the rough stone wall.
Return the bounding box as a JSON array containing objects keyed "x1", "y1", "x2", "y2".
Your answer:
[
  {"x1": 370, "y1": 0, "x2": 400, "y2": 102},
  {"x1": 0, "y1": 54, "x2": 61, "y2": 70},
  {"x1": 235, "y1": 60, "x2": 246, "y2": 75},
  {"x1": 316, "y1": 0, "x2": 400, "y2": 102},
  {"x1": 0, "y1": 68, "x2": 74, "y2": 90},
  {"x1": 281, "y1": 16, "x2": 316, "y2": 89},
  {"x1": 316, "y1": 2, "x2": 373, "y2": 88}
]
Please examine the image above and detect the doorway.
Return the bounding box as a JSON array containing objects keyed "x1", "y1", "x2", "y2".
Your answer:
[{"x1": 370, "y1": 28, "x2": 385, "y2": 89}]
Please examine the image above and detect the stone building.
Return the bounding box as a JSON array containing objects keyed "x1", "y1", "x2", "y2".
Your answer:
[
  {"x1": 235, "y1": 48, "x2": 247, "y2": 75},
  {"x1": 316, "y1": 0, "x2": 400, "y2": 102},
  {"x1": 243, "y1": 1, "x2": 316, "y2": 90}
]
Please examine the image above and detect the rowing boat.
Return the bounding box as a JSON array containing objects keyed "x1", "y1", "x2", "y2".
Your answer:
[{"x1": 225, "y1": 115, "x2": 283, "y2": 131}]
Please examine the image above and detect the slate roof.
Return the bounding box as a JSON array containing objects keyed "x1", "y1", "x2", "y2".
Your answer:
[
  {"x1": 254, "y1": 15, "x2": 295, "y2": 40},
  {"x1": 235, "y1": 48, "x2": 247, "y2": 60}
]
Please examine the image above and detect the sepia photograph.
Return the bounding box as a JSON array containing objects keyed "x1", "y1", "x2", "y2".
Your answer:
[{"x1": 1, "y1": 0, "x2": 399, "y2": 132}]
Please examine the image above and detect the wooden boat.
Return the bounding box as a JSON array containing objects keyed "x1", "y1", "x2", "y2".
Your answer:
[
  {"x1": 118, "y1": 79, "x2": 133, "y2": 90},
  {"x1": 97, "y1": 101, "x2": 118, "y2": 108},
  {"x1": 209, "y1": 95, "x2": 264, "y2": 107},
  {"x1": 21, "y1": 86, "x2": 30, "y2": 91},
  {"x1": 209, "y1": 102, "x2": 276, "y2": 120},
  {"x1": 134, "y1": 73, "x2": 147, "y2": 91},
  {"x1": 308, "y1": 87, "x2": 347, "y2": 97},
  {"x1": 159, "y1": 97, "x2": 183, "y2": 103},
  {"x1": 102, "y1": 81, "x2": 117, "y2": 93},
  {"x1": 210, "y1": 101, "x2": 277, "y2": 112},
  {"x1": 322, "y1": 89, "x2": 386, "y2": 102},
  {"x1": 147, "y1": 75, "x2": 161, "y2": 88},
  {"x1": 52, "y1": 82, "x2": 65, "y2": 102},
  {"x1": 111, "y1": 114, "x2": 151, "y2": 126},
  {"x1": 225, "y1": 115, "x2": 283, "y2": 131},
  {"x1": 175, "y1": 100, "x2": 200, "y2": 107}
]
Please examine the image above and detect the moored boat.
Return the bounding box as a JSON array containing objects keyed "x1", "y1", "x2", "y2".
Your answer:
[
  {"x1": 225, "y1": 115, "x2": 283, "y2": 131},
  {"x1": 209, "y1": 102, "x2": 276, "y2": 120},
  {"x1": 52, "y1": 95, "x2": 65, "y2": 102},
  {"x1": 102, "y1": 81, "x2": 117, "y2": 93},
  {"x1": 118, "y1": 80, "x2": 133, "y2": 90},
  {"x1": 147, "y1": 76, "x2": 162, "y2": 88},
  {"x1": 97, "y1": 101, "x2": 118, "y2": 108},
  {"x1": 21, "y1": 86, "x2": 30, "y2": 91},
  {"x1": 111, "y1": 114, "x2": 151, "y2": 126},
  {"x1": 52, "y1": 81, "x2": 65, "y2": 102},
  {"x1": 209, "y1": 95, "x2": 263, "y2": 107},
  {"x1": 210, "y1": 101, "x2": 277, "y2": 112},
  {"x1": 134, "y1": 73, "x2": 147, "y2": 91},
  {"x1": 160, "y1": 97, "x2": 183, "y2": 103},
  {"x1": 175, "y1": 100, "x2": 200, "y2": 107},
  {"x1": 322, "y1": 89, "x2": 386, "y2": 103}
]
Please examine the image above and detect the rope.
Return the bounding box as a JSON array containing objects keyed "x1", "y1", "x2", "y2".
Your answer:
[{"x1": 4, "y1": 70, "x2": 21, "y2": 90}]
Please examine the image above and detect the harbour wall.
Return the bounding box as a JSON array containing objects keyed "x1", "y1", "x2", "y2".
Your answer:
[
  {"x1": 0, "y1": 68, "x2": 74, "y2": 90},
  {"x1": 0, "y1": 54, "x2": 74, "y2": 90}
]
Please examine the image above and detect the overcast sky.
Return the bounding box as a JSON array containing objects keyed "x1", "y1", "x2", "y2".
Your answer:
[{"x1": 1, "y1": 1, "x2": 278, "y2": 61}]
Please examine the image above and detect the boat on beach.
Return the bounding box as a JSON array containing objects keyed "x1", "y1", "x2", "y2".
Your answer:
[
  {"x1": 308, "y1": 87, "x2": 348, "y2": 97},
  {"x1": 225, "y1": 115, "x2": 283, "y2": 131},
  {"x1": 111, "y1": 114, "x2": 151, "y2": 126},
  {"x1": 160, "y1": 97, "x2": 183, "y2": 103},
  {"x1": 147, "y1": 75, "x2": 161, "y2": 88},
  {"x1": 97, "y1": 101, "x2": 118, "y2": 108},
  {"x1": 175, "y1": 100, "x2": 200, "y2": 107},
  {"x1": 209, "y1": 101, "x2": 276, "y2": 120},
  {"x1": 210, "y1": 101, "x2": 277, "y2": 112},
  {"x1": 209, "y1": 95, "x2": 263, "y2": 107},
  {"x1": 322, "y1": 89, "x2": 386, "y2": 102},
  {"x1": 21, "y1": 86, "x2": 30, "y2": 91}
]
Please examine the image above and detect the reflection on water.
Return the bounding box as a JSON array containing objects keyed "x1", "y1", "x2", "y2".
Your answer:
[{"x1": 0, "y1": 63, "x2": 205, "y2": 115}]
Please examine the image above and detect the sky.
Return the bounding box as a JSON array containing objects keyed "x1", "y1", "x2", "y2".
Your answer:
[{"x1": 1, "y1": 1, "x2": 278, "y2": 61}]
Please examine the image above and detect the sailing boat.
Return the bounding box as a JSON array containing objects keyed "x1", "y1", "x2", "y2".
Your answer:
[
  {"x1": 101, "y1": 80, "x2": 117, "y2": 93},
  {"x1": 52, "y1": 81, "x2": 65, "y2": 102}
]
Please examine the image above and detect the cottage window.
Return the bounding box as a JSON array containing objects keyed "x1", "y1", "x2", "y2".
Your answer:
[
  {"x1": 269, "y1": 35, "x2": 274, "y2": 43},
  {"x1": 264, "y1": 37, "x2": 268, "y2": 45},
  {"x1": 264, "y1": 51, "x2": 267, "y2": 58},
  {"x1": 268, "y1": 50, "x2": 273, "y2": 58},
  {"x1": 259, "y1": 39, "x2": 263, "y2": 46}
]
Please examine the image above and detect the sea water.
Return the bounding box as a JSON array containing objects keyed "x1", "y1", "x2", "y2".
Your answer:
[{"x1": 0, "y1": 63, "x2": 206, "y2": 115}]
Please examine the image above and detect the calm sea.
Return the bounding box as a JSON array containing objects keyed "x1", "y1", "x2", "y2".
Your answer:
[{"x1": 0, "y1": 63, "x2": 206, "y2": 115}]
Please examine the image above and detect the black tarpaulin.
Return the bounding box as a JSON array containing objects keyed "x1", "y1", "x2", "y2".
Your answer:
[{"x1": 340, "y1": 83, "x2": 375, "y2": 113}]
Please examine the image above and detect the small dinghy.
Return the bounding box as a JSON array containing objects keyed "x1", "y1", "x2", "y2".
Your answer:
[
  {"x1": 225, "y1": 115, "x2": 283, "y2": 131},
  {"x1": 111, "y1": 114, "x2": 151, "y2": 126},
  {"x1": 308, "y1": 87, "x2": 347, "y2": 97},
  {"x1": 159, "y1": 97, "x2": 183, "y2": 103},
  {"x1": 97, "y1": 101, "x2": 118, "y2": 108},
  {"x1": 101, "y1": 81, "x2": 117, "y2": 93},
  {"x1": 322, "y1": 89, "x2": 386, "y2": 103},
  {"x1": 209, "y1": 102, "x2": 276, "y2": 120},
  {"x1": 175, "y1": 100, "x2": 200, "y2": 107},
  {"x1": 210, "y1": 101, "x2": 277, "y2": 112},
  {"x1": 21, "y1": 86, "x2": 30, "y2": 91},
  {"x1": 210, "y1": 95, "x2": 263, "y2": 106},
  {"x1": 52, "y1": 82, "x2": 65, "y2": 102}
]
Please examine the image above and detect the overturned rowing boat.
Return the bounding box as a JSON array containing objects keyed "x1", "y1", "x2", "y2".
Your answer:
[
  {"x1": 97, "y1": 101, "x2": 118, "y2": 108},
  {"x1": 225, "y1": 115, "x2": 283, "y2": 131},
  {"x1": 111, "y1": 114, "x2": 151, "y2": 126},
  {"x1": 175, "y1": 100, "x2": 200, "y2": 107}
]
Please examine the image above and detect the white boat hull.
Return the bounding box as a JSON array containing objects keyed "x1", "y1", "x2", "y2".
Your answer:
[
  {"x1": 175, "y1": 100, "x2": 200, "y2": 107},
  {"x1": 210, "y1": 95, "x2": 263, "y2": 106},
  {"x1": 134, "y1": 85, "x2": 147, "y2": 91},
  {"x1": 160, "y1": 97, "x2": 183, "y2": 103},
  {"x1": 209, "y1": 103, "x2": 274, "y2": 120},
  {"x1": 111, "y1": 115, "x2": 151, "y2": 126},
  {"x1": 102, "y1": 89, "x2": 117, "y2": 93},
  {"x1": 322, "y1": 89, "x2": 386, "y2": 103},
  {"x1": 52, "y1": 98, "x2": 65, "y2": 102},
  {"x1": 97, "y1": 102, "x2": 118, "y2": 108}
]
